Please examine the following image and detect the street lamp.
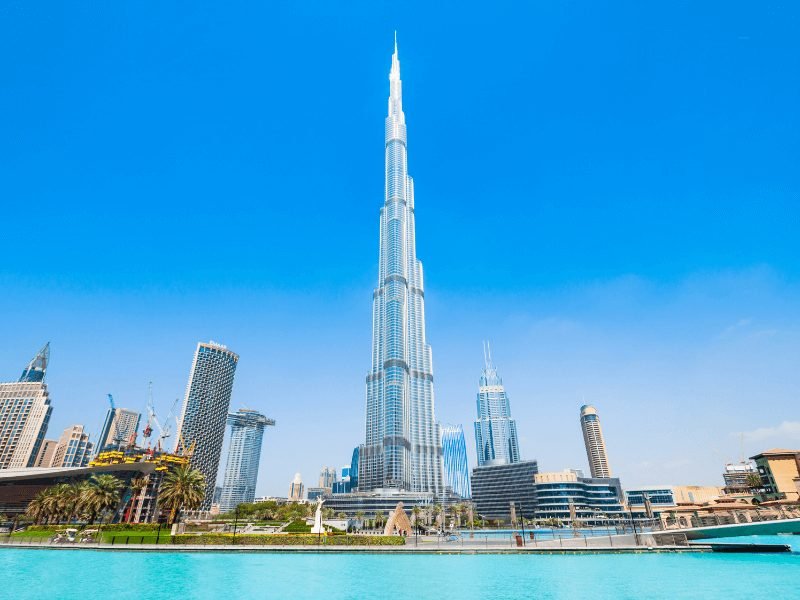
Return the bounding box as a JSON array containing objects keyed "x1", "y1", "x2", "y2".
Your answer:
[{"x1": 232, "y1": 506, "x2": 239, "y2": 545}]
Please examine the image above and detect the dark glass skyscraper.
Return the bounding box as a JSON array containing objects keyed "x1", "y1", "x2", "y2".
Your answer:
[
  {"x1": 175, "y1": 341, "x2": 239, "y2": 511},
  {"x1": 359, "y1": 39, "x2": 444, "y2": 495}
]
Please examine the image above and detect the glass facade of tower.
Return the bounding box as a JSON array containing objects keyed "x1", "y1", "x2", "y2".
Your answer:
[
  {"x1": 359, "y1": 41, "x2": 444, "y2": 496},
  {"x1": 441, "y1": 424, "x2": 471, "y2": 499},
  {"x1": 175, "y1": 341, "x2": 239, "y2": 511},
  {"x1": 474, "y1": 349, "x2": 520, "y2": 466},
  {"x1": 219, "y1": 408, "x2": 274, "y2": 513}
]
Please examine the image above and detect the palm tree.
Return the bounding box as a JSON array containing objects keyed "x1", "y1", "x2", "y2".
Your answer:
[
  {"x1": 432, "y1": 504, "x2": 444, "y2": 530},
  {"x1": 158, "y1": 465, "x2": 206, "y2": 524},
  {"x1": 745, "y1": 472, "x2": 762, "y2": 492},
  {"x1": 374, "y1": 510, "x2": 385, "y2": 530},
  {"x1": 25, "y1": 491, "x2": 48, "y2": 525},
  {"x1": 411, "y1": 506, "x2": 421, "y2": 533},
  {"x1": 355, "y1": 510, "x2": 365, "y2": 531},
  {"x1": 41, "y1": 485, "x2": 63, "y2": 523},
  {"x1": 83, "y1": 475, "x2": 124, "y2": 523}
]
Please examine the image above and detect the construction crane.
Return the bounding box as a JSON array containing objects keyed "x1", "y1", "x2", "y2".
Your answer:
[{"x1": 144, "y1": 382, "x2": 180, "y2": 452}]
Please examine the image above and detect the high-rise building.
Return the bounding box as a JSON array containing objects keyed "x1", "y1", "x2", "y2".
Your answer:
[
  {"x1": 319, "y1": 466, "x2": 338, "y2": 489},
  {"x1": 219, "y1": 408, "x2": 275, "y2": 513},
  {"x1": 474, "y1": 343, "x2": 520, "y2": 467},
  {"x1": 288, "y1": 472, "x2": 304, "y2": 501},
  {"x1": 175, "y1": 341, "x2": 239, "y2": 511},
  {"x1": 441, "y1": 425, "x2": 471, "y2": 499},
  {"x1": 0, "y1": 344, "x2": 53, "y2": 470},
  {"x1": 97, "y1": 405, "x2": 141, "y2": 453},
  {"x1": 50, "y1": 425, "x2": 93, "y2": 468},
  {"x1": 580, "y1": 405, "x2": 612, "y2": 478},
  {"x1": 359, "y1": 38, "x2": 444, "y2": 496},
  {"x1": 33, "y1": 439, "x2": 58, "y2": 468}
]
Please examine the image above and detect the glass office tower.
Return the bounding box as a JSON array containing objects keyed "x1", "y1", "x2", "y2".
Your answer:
[
  {"x1": 441, "y1": 424, "x2": 471, "y2": 499},
  {"x1": 175, "y1": 341, "x2": 239, "y2": 511},
  {"x1": 219, "y1": 408, "x2": 274, "y2": 513},
  {"x1": 474, "y1": 343, "x2": 520, "y2": 466},
  {"x1": 359, "y1": 38, "x2": 444, "y2": 496}
]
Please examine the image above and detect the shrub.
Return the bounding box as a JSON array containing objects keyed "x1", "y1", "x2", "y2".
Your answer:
[
  {"x1": 284, "y1": 520, "x2": 312, "y2": 533},
  {"x1": 99, "y1": 523, "x2": 161, "y2": 532}
]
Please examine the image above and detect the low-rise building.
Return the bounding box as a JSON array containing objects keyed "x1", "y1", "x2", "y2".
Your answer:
[
  {"x1": 533, "y1": 470, "x2": 626, "y2": 525},
  {"x1": 471, "y1": 460, "x2": 539, "y2": 522},
  {"x1": 626, "y1": 485, "x2": 723, "y2": 512},
  {"x1": 750, "y1": 449, "x2": 800, "y2": 502},
  {"x1": 722, "y1": 462, "x2": 758, "y2": 495}
]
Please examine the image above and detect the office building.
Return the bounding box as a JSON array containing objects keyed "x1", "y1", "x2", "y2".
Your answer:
[
  {"x1": 359, "y1": 39, "x2": 444, "y2": 496},
  {"x1": 441, "y1": 424, "x2": 471, "y2": 499},
  {"x1": 50, "y1": 425, "x2": 93, "y2": 468},
  {"x1": 474, "y1": 343, "x2": 520, "y2": 467},
  {"x1": 0, "y1": 344, "x2": 53, "y2": 470},
  {"x1": 580, "y1": 405, "x2": 612, "y2": 478},
  {"x1": 319, "y1": 466, "x2": 338, "y2": 489},
  {"x1": 307, "y1": 487, "x2": 327, "y2": 501},
  {"x1": 750, "y1": 449, "x2": 800, "y2": 502},
  {"x1": 175, "y1": 341, "x2": 239, "y2": 511},
  {"x1": 219, "y1": 408, "x2": 275, "y2": 513},
  {"x1": 533, "y1": 470, "x2": 626, "y2": 524},
  {"x1": 288, "y1": 472, "x2": 304, "y2": 501},
  {"x1": 471, "y1": 460, "x2": 539, "y2": 522},
  {"x1": 97, "y1": 405, "x2": 141, "y2": 453},
  {"x1": 332, "y1": 465, "x2": 353, "y2": 494}
]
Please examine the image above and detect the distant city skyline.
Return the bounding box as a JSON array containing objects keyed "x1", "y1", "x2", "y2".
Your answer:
[{"x1": 1, "y1": 3, "x2": 798, "y2": 496}]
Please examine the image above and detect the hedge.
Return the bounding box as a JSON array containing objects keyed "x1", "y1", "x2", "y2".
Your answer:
[
  {"x1": 99, "y1": 523, "x2": 161, "y2": 532},
  {"x1": 172, "y1": 534, "x2": 405, "y2": 546},
  {"x1": 284, "y1": 520, "x2": 312, "y2": 533}
]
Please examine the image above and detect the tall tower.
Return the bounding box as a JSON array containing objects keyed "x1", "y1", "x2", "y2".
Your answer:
[
  {"x1": 175, "y1": 341, "x2": 239, "y2": 511},
  {"x1": 219, "y1": 408, "x2": 274, "y2": 513},
  {"x1": 97, "y1": 405, "x2": 141, "y2": 453},
  {"x1": 580, "y1": 404, "x2": 612, "y2": 478},
  {"x1": 474, "y1": 343, "x2": 521, "y2": 466},
  {"x1": 441, "y1": 424, "x2": 471, "y2": 499},
  {"x1": 359, "y1": 37, "x2": 444, "y2": 496},
  {"x1": 0, "y1": 344, "x2": 53, "y2": 469}
]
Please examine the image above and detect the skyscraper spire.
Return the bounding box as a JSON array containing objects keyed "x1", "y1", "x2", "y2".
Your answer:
[
  {"x1": 20, "y1": 342, "x2": 50, "y2": 383},
  {"x1": 359, "y1": 38, "x2": 444, "y2": 496}
]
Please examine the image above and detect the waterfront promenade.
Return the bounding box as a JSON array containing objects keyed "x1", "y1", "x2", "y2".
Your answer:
[{"x1": 0, "y1": 533, "x2": 711, "y2": 554}]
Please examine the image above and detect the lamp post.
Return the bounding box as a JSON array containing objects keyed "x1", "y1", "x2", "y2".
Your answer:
[{"x1": 519, "y1": 503, "x2": 526, "y2": 546}]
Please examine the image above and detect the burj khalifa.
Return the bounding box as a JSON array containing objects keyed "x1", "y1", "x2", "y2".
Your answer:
[{"x1": 358, "y1": 38, "x2": 444, "y2": 496}]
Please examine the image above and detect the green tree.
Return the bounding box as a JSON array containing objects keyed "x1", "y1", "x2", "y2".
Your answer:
[
  {"x1": 374, "y1": 511, "x2": 385, "y2": 529},
  {"x1": 82, "y1": 475, "x2": 124, "y2": 523},
  {"x1": 745, "y1": 473, "x2": 763, "y2": 491},
  {"x1": 25, "y1": 491, "x2": 48, "y2": 525},
  {"x1": 411, "y1": 506, "x2": 421, "y2": 533},
  {"x1": 158, "y1": 465, "x2": 206, "y2": 524},
  {"x1": 355, "y1": 510, "x2": 365, "y2": 530}
]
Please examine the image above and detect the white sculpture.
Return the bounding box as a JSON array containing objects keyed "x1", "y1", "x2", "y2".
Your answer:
[{"x1": 310, "y1": 497, "x2": 325, "y2": 534}]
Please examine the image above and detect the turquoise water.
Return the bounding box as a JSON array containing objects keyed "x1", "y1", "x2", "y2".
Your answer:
[{"x1": 2, "y1": 543, "x2": 799, "y2": 599}]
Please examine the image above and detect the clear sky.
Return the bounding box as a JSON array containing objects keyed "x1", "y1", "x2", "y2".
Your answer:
[{"x1": 1, "y1": 1, "x2": 798, "y2": 495}]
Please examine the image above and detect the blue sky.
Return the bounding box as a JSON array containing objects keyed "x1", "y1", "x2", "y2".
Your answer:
[{"x1": 1, "y1": 1, "x2": 798, "y2": 495}]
